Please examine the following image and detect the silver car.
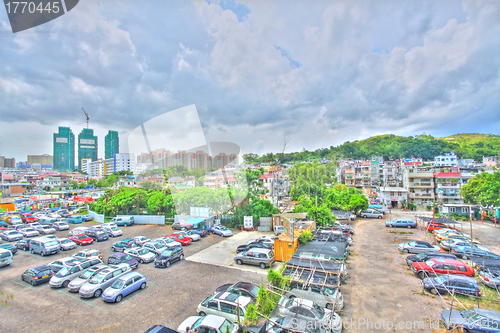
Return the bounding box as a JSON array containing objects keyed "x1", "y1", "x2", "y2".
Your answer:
[
  {"x1": 397, "y1": 241, "x2": 440, "y2": 254},
  {"x1": 124, "y1": 248, "x2": 156, "y2": 263},
  {"x1": 58, "y1": 238, "x2": 77, "y2": 251},
  {"x1": 52, "y1": 221, "x2": 70, "y2": 231},
  {"x1": 79, "y1": 263, "x2": 132, "y2": 298},
  {"x1": 103, "y1": 225, "x2": 122, "y2": 237},
  {"x1": 49, "y1": 258, "x2": 103, "y2": 288},
  {"x1": 35, "y1": 225, "x2": 56, "y2": 235},
  {"x1": 478, "y1": 268, "x2": 500, "y2": 289},
  {"x1": 234, "y1": 248, "x2": 275, "y2": 269},
  {"x1": 360, "y1": 209, "x2": 384, "y2": 219},
  {"x1": 285, "y1": 283, "x2": 344, "y2": 311},
  {"x1": 67, "y1": 264, "x2": 109, "y2": 292},
  {"x1": 277, "y1": 297, "x2": 341, "y2": 332},
  {"x1": 48, "y1": 257, "x2": 81, "y2": 273},
  {"x1": 0, "y1": 230, "x2": 24, "y2": 242},
  {"x1": 182, "y1": 230, "x2": 201, "y2": 242},
  {"x1": 19, "y1": 228, "x2": 39, "y2": 237}
]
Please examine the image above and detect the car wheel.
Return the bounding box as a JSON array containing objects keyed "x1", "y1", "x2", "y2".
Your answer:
[
  {"x1": 236, "y1": 259, "x2": 243, "y2": 265},
  {"x1": 199, "y1": 311, "x2": 206, "y2": 316},
  {"x1": 140, "y1": 282, "x2": 146, "y2": 289},
  {"x1": 325, "y1": 303, "x2": 333, "y2": 310},
  {"x1": 93, "y1": 289, "x2": 102, "y2": 298},
  {"x1": 180, "y1": 254, "x2": 184, "y2": 260},
  {"x1": 418, "y1": 271, "x2": 426, "y2": 279},
  {"x1": 378, "y1": 216, "x2": 382, "y2": 219},
  {"x1": 31, "y1": 249, "x2": 34, "y2": 254},
  {"x1": 463, "y1": 255, "x2": 468, "y2": 260},
  {"x1": 111, "y1": 247, "x2": 115, "y2": 252},
  {"x1": 62, "y1": 280, "x2": 70, "y2": 288},
  {"x1": 430, "y1": 288, "x2": 438, "y2": 295},
  {"x1": 139, "y1": 259, "x2": 144, "y2": 264},
  {"x1": 289, "y1": 295, "x2": 296, "y2": 300},
  {"x1": 166, "y1": 261, "x2": 170, "y2": 267},
  {"x1": 115, "y1": 295, "x2": 123, "y2": 303},
  {"x1": 259, "y1": 263, "x2": 266, "y2": 269},
  {"x1": 31, "y1": 280, "x2": 36, "y2": 286},
  {"x1": 403, "y1": 249, "x2": 409, "y2": 253},
  {"x1": 407, "y1": 225, "x2": 411, "y2": 229},
  {"x1": 41, "y1": 251, "x2": 44, "y2": 257}
]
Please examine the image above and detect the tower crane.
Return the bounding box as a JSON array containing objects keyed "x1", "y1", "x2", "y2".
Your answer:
[{"x1": 82, "y1": 107, "x2": 90, "y2": 128}]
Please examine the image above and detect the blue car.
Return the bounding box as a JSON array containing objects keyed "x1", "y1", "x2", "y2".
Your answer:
[
  {"x1": 210, "y1": 225, "x2": 233, "y2": 237},
  {"x1": 102, "y1": 272, "x2": 147, "y2": 303},
  {"x1": 422, "y1": 275, "x2": 481, "y2": 297},
  {"x1": 385, "y1": 218, "x2": 417, "y2": 229},
  {"x1": 0, "y1": 243, "x2": 18, "y2": 255},
  {"x1": 67, "y1": 216, "x2": 84, "y2": 224},
  {"x1": 441, "y1": 308, "x2": 500, "y2": 332}
]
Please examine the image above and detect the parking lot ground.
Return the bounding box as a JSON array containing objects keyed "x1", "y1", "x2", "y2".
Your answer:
[{"x1": 186, "y1": 230, "x2": 283, "y2": 274}]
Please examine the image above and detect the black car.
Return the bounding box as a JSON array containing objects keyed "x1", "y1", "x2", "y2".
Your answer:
[
  {"x1": 452, "y1": 247, "x2": 500, "y2": 260},
  {"x1": 15, "y1": 239, "x2": 31, "y2": 251},
  {"x1": 470, "y1": 257, "x2": 500, "y2": 269},
  {"x1": 215, "y1": 281, "x2": 259, "y2": 301},
  {"x1": 0, "y1": 221, "x2": 8, "y2": 228},
  {"x1": 21, "y1": 265, "x2": 53, "y2": 286},
  {"x1": 85, "y1": 229, "x2": 109, "y2": 242},
  {"x1": 154, "y1": 246, "x2": 184, "y2": 268},
  {"x1": 422, "y1": 275, "x2": 481, "y2": 297},
  {"x1": 406, "y1": 252, "x2": 457, "y2": 266},
  {"x1": 144, "y1": 325, "x2": 178, "y2": 333},
  {"x1": 237, "y1": 242, "x2": 272, "y2": 253}
]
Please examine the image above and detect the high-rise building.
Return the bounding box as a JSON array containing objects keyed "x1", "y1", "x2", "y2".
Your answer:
[
  {"x1": 78, "y1": 128, "x2": 98, "y2": 170},
  {"x1": 114, "y1": 153, "x2": 135, "y2": 173},
  {"x1": 105, "y1": 130, "x2": 119, "y2": 159},
  {"x1": 53, "y1": 126, "x2": 75, "y2": 171},
  {"x1": 27, "y1": 154, "x2": 53, "y2": 166}
]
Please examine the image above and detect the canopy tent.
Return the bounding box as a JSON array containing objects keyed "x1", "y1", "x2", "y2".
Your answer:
[
  {"x1": 286, "y1": 257, "x2": 345, "y2": 274},
  {"x1": 293, "y1": 240, "x2": 348, "y2": 261}
]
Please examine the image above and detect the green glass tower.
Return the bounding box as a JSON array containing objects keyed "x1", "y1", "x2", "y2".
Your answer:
[
  {"x1": 53, "y1": 126, "x2": 75, "y2": 171},
  {"x1": 78, "y1": 128, "x2": 98, "y2": 170},
  {"x1": 105, "y1": 130, "x2": 119, "y2": 159}
]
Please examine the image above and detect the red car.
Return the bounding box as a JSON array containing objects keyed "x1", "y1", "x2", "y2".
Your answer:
[
  {"x1": 0, "y1": 227, "x2": 8, "y2": 234},
  {"x1": 426, "y1": 222, "x2": 458, "y2": 232},
  {"x1": 411, "y1": 257, "x2": 475, "y2": 279},
  {"x1": 167, "y1": 233, "x2": 192, "y2": 246},
  {"x1": 20, "y1": 213, "x2": 36, "y2": 223},
  {"x1": 69, "y1": 234, "x2": 94, "y2": 246}
]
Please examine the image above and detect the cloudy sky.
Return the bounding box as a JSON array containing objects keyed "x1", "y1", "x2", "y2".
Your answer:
[{"x1": 1, "y1": 0, "x2": 499, "y2": 162}]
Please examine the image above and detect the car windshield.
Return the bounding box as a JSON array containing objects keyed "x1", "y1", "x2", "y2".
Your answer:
[
  {"x1": 60, "y1": 239, "x2": 71, "y2": 244},
  {"x1": 462, "y1": 310, "x2": 483, "y2": 322},
  {"x1": 137, "y1": 248, "x2": 149, "y2": 255},
  {"x1": 89, "y1": 273, "x2": 107, "y2": 284},
  {"x1": 25, "y1": 228, "x2": 35, "y2": 232},
  {"x1": 218, "y1": 320, "x2": 234, "y2": 333},
  {"x1": 416, "y1": 253, "x2": 426, "y2": 259},
  {"x1": 434, "y1": 276, "x2": 447, "y2": 283},
  {"x1": 161, "y1": 250, "x2": 173, "y2": 256},
  {"x1": 220, "y1": 226, "x2": 228, "y2": 230},
  {"x1": 56, "y1": 267, "x2": 71, "y2": 277},
  {"x1": 154, "y1": 242, "x2": 166, "y2": 248},
  {"x1": 249, "y1": 285, "x2": 259, "y2": 297},
  {"x1": 109, "y1": 257, "x2": 120, "y2": 263},
  {"x1": 324, "y1": 288, "x2": 335, "y2": 295},
  {"x1": 110, "y1": 279, "x2": 125, "y2": 289},
  {"x1": 0, "y1": 252, "x2": 10, "y2": 259},
  {"x1": 111, "y1": 226, "x2": 119, "y2": 231},
  {"x1": 46, "y1": 241, "x2": 59, "y2": 247},
  {"x1": 425, "y1": 260, "x2": 435, "y2": 267},
  {"x1": 311, "y1": 302, "x2": 325, "y2": 318},
  {"x1": 408, "y1": 241, "x2": 417, "y2": 246},
  {"x1": 76, "y1": 235, "x2": 86, "y2": 239},
  {"x1": 80, "y1": 269, "x2": 96, "y2": 279}
]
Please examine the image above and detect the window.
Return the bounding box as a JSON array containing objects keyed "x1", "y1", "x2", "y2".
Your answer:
[
  {"x1": 112, "y1": 270, "x2": 122, "y2": 277},
  {"x1": 449, "y1": 207, "x2": 456, "y2": 213},
  {"x1": 457, "y1": 266, "x2": 467, "y2": 272},
  {"x1": 443, "y1": 265, "x2": 457, "y2": 271},
  {"x1": 462, "y1": 207, "x2": 469, "y2": 213},
  {"x1": 125, "y1": 279, "x2": 133, "y2": 287},
  {"x1": 207, "y1": 301, "x2": 218, "y2": 310},
  {"x1": 81, "y1": 262, "x2": 91, "y2": 269},
  {"x1": 220, "y1": 302, "x2": 235, "y2": 314}
]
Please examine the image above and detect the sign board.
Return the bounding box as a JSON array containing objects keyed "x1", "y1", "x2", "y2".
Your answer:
[
  {"x1": 73, "y1": 196, "x2": 93, "y2": 203},
  {"x1": 190, "y1": 207, "x2": 210, "y2": 218},
  {"x1": 243, "y1": 216, "x2": 253, "y2": 229},
  {"x1": 283, "y1": 217, "x2": 294, "y2": 239}
]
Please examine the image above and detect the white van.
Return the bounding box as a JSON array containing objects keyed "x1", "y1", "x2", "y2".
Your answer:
[
  {"x1": 274, "y1": 225, "x2": 284, "y2": 236},
  {"x1": 0, "y1": 248, "x2": 13, "y2": 267},
  {"x1": 29, "y1": 236, "x2": 61, "y2": 256}
]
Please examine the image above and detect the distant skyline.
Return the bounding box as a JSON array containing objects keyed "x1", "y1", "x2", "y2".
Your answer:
[{"x1": 1, "y1": 0, "x2": 499, "y2": 162}]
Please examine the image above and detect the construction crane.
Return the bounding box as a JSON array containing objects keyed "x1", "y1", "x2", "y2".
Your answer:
[{"x1": 82, "y1": 107, "x2": 90, "y2": 128}]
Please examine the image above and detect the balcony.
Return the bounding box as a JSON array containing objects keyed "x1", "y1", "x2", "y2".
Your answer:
[
  {"x1": 410, "y1": 182, "x2": 434, "y2": 188},
  {"x1": 409, "y1": 171, "x2": 434, "y2": 177},
  {"x1": 436, "y1": 183, "x2": 460, "y2": 189},
  {"x1": 409, "y1": 192, "x2": 434, "y2": 199},
  {"x1": 437, "y1": 193, "x2": 461, "y2": 198}
]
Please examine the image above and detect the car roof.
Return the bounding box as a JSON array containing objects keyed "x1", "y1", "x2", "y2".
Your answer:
[
  {"x1": 118, "y1": 271, "x2": 143, "y2": 281},
  {"x1": 199, "y1": 314, "x2": 227, "y2": 327},
  {"x1": 473, "y1": 309, "x2": 500, "y2": 320},
  {"x1": 111, "y1": 252, "x2": 127, "y2": 257},
  {"x1": 431, "y1": 258, "x2": 466, "y2": 265},
  {"x1": 31, "y1": 265, "x2": 50, "y2": 271},
  {"x1": 0, "y1": 248, "x2": 11, "y2": 254},
  {"x1": 248, "y1": 248, "x2": 272, "y2": 253},
  {"x1": 441, "y1": 275, "x2": 477, "y2": 282},
  {"x1": 414, "y1": 241, "x2": 432, "y2": 246},
  {"x1": 291, "y1": 297, "x2": 314, "y2": 308},
  {"x1": 234, "y1": 281, "x2": 257, "y2": 291}
]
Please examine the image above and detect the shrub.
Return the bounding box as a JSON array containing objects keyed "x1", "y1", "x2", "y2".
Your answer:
[{"x1": 298, "y1": 230, "x2": 313, "y2": 244}]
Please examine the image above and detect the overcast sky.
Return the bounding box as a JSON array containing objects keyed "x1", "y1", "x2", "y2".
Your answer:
[{"x1": 0, "y1": 0, "x2": 499, "y2": 162}]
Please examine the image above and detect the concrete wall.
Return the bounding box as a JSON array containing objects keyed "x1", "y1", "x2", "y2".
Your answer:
[
  {"x1": 118, "y1": 215, "x2": 165, "y2": 225},
  {"x1": 88, "y1": 210, "x2": 105, "y2": 223}
]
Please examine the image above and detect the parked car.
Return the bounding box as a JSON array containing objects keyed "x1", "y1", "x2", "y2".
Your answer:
[
  {"x1": 157, "y1": 237, "x2": 182, "y2": 248},
  {"x1": 48, "y1": 212, "x2": 61, "y2": 218},
  {"x1": 15, "y1": 239, "x2": 31, "y2": 251},
  {"x1": 177, "y1": 315, "x2": 239, "y2": 333},
  {"x1": 452, "y1": 247, "x2": 500, "y2": 260},
  {"x1": 35, "y1": 225, "x2": 56, "y2": 235},
  {"x1": 210, "y1": 225, "x2": 233, "y2": 237},
  {"x1": 285, "y1": 281, "x2": 344, "y2": 311},
  {"x1": 52, "y1": 221, "x2": 70, "y2": 231},
  {"x1": 426, "y1": 222, "x2": 458, "y2": 232},
  {"x1": 21, "y1": 265, "x2": 53, "y2": 286},
  {"x1": 47, "y1": 256, "x2": 80, "y2": 272},
  {"x1": 0, "y1": 230, "x2": 24, "y2": 242},
  {"x1": 477, "y1": 267, "x2": 500, "y2": 289},
  {"x1": 70, "y1": 234, "x2": 94, "y2": 246},
  {"x1": 58, "y1": 238, "x2": 77, "y2": 251},
  {"x1": 154, "y1": 246, "x2": 184, "y2": 268},
  {"x1": 247, "y1": 236, "x2": 275, "y2": 247},
  {"x1": 29, "y1": 237, "x2": 60, "y2": 256},
  {"x1": 109, "y1": 216, "x2": 135, "y2": 227},
  {"x1": 215, "y1": 281, "x2": 259, "y2": 301},
  {"x1": 434, "y1": 230, "x2": 466, "y2": 242},
  {"x1": 171, "y1": 221, "x2": 192, "y2": 231},
  {"x1": 20, "y1": 213, "x2": 36, "y2": 223},
  {"x1": 132, "y1": 236, "x2": 150, "y2": 246},
  {"x1": 441, "y1": 238, "x2": 489, "y2": 252},
  {"x1": 67, "y1": 264, "x2": 109, "y2": 293},
  {"x1": 385, "y1": 218, "x2": 417, "y2": 228},
  {"x1": 143, "y1": 241, "x2": 167, "y2": 256},
  {"x1": 66, "y1": 216, "x2": 84, "y2": 224},
  {"x1": 441, "y1": 308, "x2": 500, "y2": 331},
  {"x1": 58, "y1": 211, "x2": 72, "y2": 218},
  {"x1": 111, "y1": 238, "x2": 138, "y2": 252},
  {"x1": 198, "y1": 292, "x2": 252, "y2": 323},
  {"x1": 108, "y1": 252, "x2": 139, "y2": 270},
  {"x1": 4, "y1": 215, "x2": 23, "y2": 225},
  {"x1": 73, "y1": 249, "x2": 104, "y2": 261},
  {"x1": 277, "y1": 297, "x2": 340, "y2": 330},
  {"x1": 412, "y1": 257, "x2": 475, "y2": 279},
  {"x1": 360, "y1": 209, "x2": 384, "y2": 219},
  {"x1": 145, "y1": 325, "x2": 179, "y2": 333},
  {"x1": 405, "y1": 252, "x2": 457, "y2": 266},
  {"x1": 19, "y1": 227, "x2": 39, "y2": 238},
  {"x1": 79, "y1": 263, "x2": 132, "y2": 298},
  {"x1": 274, "y1": 225, "x2": 284, "y2": 236},
  {"x1": 234, "y1": 248, "x2": 275, "y2": 269},
  {"x1": 0, "y1": 248, "x2": 14, "y2": 267},
  {"x1": 124, "y1": 247, "x2": 156, "y2": 263},
  {"x1": 69, "y1": 227, "x2": 89, "y2": 236},
  {"x1": 103, "y1": 225, "x2": 122, "y2": 237},
  {"x1": 398, "y1": 241, "x2": 440, "y2": 254},
  {"x1": 422, "y1": 275, "x2": 481, "y2": 296},
  {"x1": 49, "y1": 258, "x2": 103, "y2": 288},
  {"x1": 102, "y1": 271, "x2": 147, "y2": 303},
  {"x1": 182, "y1": 230, "x2": 201, "y2": 241},
  {"x1": 236, "y1": 242, "x2": 272, "y2": 253},
  {"x1": 167, "y1": 233, "x2": 192, "y2": 246},
  {"x1": 0, "y1": 243, "x2": 18, "y2": 255},
  {"x1": 266, "y1": 316, "x2": 331, "y2": 333},
  {"x1": 85, "y1": 229, "x2": 110, "y2": 242}
]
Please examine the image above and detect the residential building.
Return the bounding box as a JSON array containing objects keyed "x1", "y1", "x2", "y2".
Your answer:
[
  {"x1": 376, "y1": 187, "x2": 408, "y2": 208},
  {"x1": 483, "y1": 156, "x2": 500, "y2": 169},
  {"x1": 81, "y1": 158, "x2": 92, "y2": 175},
  {"x1": 434, "y1": 170, "x2": 463, "y2": 205},
  {"x1": 88, "y1": 158, "x2": 114, "y2": 178},
  {"x1": 113, "y1": 153, "x2": 135, "y2": 173},
  {"x1": 434, "y1": 153, "x2": 458, "y2": 167},
  {"x1": 27, "y1": 154, "x2": 53, "y2": 166},
  {"x1": 104, "y1": 130, "x2": 119, "y2": 159},
  {"x1": 404, "y1": 166, "x2": 435, "y2": 206},
  {"x1": 53, "y1": 126, "x2": 75, "y2": 171},
  {"x1": 78, "y1": 128, "x2": 98, "y2": 170}
]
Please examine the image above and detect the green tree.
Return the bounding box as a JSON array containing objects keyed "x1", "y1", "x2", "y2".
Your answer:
[
  {"x1": 141, "y1": 180, "x2": 163, "y2": 190},
  {"x1": 307, "y1": 204, "x2": 335, "y2": 227},
  {"x1": 461, "y1": 171, "x2": 500, "y2": 207},
  {"x1": 87, "y1": 178, "x2": 97, "y2": 186},
  {"x1": 69, "y1": 181, "x2": 78, "y2": 189}
]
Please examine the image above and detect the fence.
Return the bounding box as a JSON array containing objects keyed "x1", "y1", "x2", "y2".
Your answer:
[
  {"x1": 88, "y1": 210, "x2": 105, "y2": 223},
  {"x1": 117, "y1": 215, "x2": 165, "y2": 225}
]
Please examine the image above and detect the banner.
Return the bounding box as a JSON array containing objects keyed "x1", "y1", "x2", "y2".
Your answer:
[
  {"x1": 243, "y1": 216, "x2": 253, "y2": 229},
  {"x1": 73, "y1": 196, "x2": 93, "y2": 203}
]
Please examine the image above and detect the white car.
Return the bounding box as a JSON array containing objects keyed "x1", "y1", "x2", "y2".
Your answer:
[
  {"x1": 277, "y1": 297, "x2": 340, "y2": 330},
  {"x1": 103, "y1": 225, "x2": 122, "y2": 237},
  {"x1": 247, "y1": 235, "x2": 275, "y2": 247},
  {"x1": 197, "y1": 292, "x2": 251, "y2": 323},
  {"x1": 35, "y1": 225, "x2": 56, "y2": 235},
  {"x1": 69, "y1": 227, "x2": 89, "y2": 236},
  {"x1": 133, "y1": 236, "x2": 150, "y2": 246},
  {"x1": 0, "y1": 230, "x2": 24, "y2": 242},
  {"x1": 48, "y1": 213, "x2": 61, "y2": 218},
  {"x1": 178, "y1": 315, "x2": 239, "y2": 333},
  {"x1": 58, "y1": 238, "x2": 77, "y2": 251},
  {"x1": 183, "y1": 230, "x2": 201, "y2": 241},
  {"x1": 19, "y1": 227, "x2": 40, "y2": 237}
]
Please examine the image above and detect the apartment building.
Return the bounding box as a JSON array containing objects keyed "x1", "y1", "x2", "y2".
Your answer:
[{"x1": 403, "y1": 166, "x2": 435, "y2": 206}]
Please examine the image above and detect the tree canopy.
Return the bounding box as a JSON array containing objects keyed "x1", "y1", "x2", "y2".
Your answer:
[{"x1": 461, "y1": 171, "x2": 500, "y2": 207}]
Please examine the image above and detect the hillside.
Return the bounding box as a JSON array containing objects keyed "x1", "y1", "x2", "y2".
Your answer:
[{"x1": 245, "y1": 133, "x2": 500, "y2": 164}]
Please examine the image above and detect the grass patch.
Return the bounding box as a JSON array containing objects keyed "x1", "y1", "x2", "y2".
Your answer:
[
  {"x1": 78, "y1": 209, "x2": 89, "y2": 215},
  {"x1": 0, "y1": 290, "x2": 13, "y2": 307},
  {"x1": 389, "y1": 230, "x2": 414, "y2": 234},
  {"x1": 446, "y1": 284, "x2": 500, "y2": 312}
]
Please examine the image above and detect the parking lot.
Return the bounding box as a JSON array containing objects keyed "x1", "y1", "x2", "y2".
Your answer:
[{"x1": 0, "y1": 223, "x2": 267, "y2": 333}]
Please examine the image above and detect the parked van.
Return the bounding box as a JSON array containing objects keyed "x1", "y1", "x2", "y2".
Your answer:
[
  {"x1": 29, "y1": 236, "x2": 61, "y2": 256},
  {"x1": 110, "y1": 216, "x2": 135, "y2": 227},
  {"x1": 274, "y1": 225, "x2": 284, "y2": 236},
  {"x1": 0, "y1": 248, "x2": 13, "y2": 267}
]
